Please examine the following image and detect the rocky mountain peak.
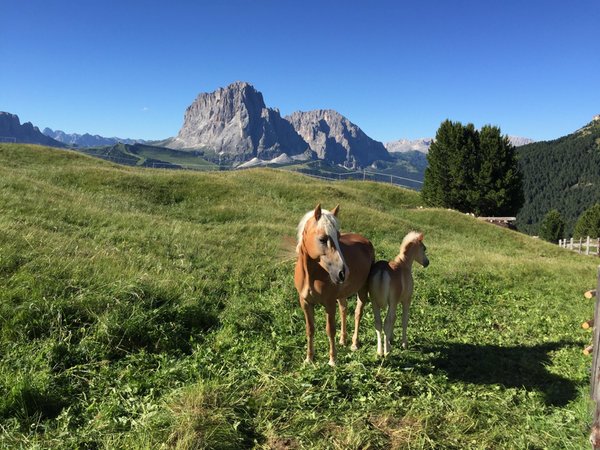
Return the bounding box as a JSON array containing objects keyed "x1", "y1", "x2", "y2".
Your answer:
[
  {"x1": 285, "y1": 109, "x2": 390, "y2": 167},
  {"x1": 168, "y1": 82, "x2": 308, "y2": 161},
  {"x1": 0, "y1": 112, "x2": 64, "y2": 147}
]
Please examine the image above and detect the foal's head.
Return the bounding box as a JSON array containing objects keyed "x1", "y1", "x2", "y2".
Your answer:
[
  {"x1": 297, "y1": 204, "x2": 348, "y2": 284},
  {"x1": 397, "y1": 231, "x2": 429, "y2": 267}
]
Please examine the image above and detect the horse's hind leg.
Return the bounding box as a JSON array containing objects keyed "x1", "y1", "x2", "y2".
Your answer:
[
  {"x1": 338, "y1": 298, "x2": 348, "y2": 346},
  {"x1": 351, "y1": 287, "x2": 368, "y2": 351},
  {"x1": 383, "y1": 301, "x2": 397, "y2": 356},
  {"x1": 373, "y1": 303, "x2": 384, "y2": 356}
]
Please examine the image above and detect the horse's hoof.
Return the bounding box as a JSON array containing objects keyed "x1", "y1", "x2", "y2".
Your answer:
[
  {"x1": 339, "y1": 339, "x2": 346, "y2": 346},
  {"x1": 304, "y1": 358, "x2": 314, "y2": 365},
  {"x1": 328, "y1": 359, "x2": 336, "y2": 367}
]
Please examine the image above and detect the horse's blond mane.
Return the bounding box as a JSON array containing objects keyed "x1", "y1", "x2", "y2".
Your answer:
[
  {"x1": 394, "y1": 231, "x2": 423, "y2": 263},
  {"x1": 296, "y1": 208, "x2": 340, "y2": 253}
]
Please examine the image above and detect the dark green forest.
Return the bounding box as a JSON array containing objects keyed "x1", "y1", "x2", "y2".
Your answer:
[{"x1": 517, "y1": 118, "x2": 600, "y2": 236}]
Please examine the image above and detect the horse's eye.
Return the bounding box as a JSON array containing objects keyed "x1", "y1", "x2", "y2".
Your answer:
[{"x1": 319, "y1": 236, "x2": 328, "y2": 245}]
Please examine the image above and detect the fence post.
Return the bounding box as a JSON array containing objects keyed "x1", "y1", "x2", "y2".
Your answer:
[
  {"x1": 580, "y1": 238, "x2": 583, "y2": 254},
  {"x1": 559, "y1": 239, "x2": 563, "y2": 248},
  {"x1": 588, "y1": 237, "x2": 592, "y2": 256},
  {"x1": 590, "y1": 266, "x2": 600, "y2": 448},
  {"x1": 571, "y1": 237, "x2": 574, "y2": 250}
]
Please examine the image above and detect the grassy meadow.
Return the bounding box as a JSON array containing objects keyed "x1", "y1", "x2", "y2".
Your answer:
[{"x1": 0, "y1": 144, "x2": 598, "y2": 449}]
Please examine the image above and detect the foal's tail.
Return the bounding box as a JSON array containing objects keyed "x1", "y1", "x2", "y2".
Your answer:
[{"x1": 368, "y1": 261, "x2": 391, "y2": 309}]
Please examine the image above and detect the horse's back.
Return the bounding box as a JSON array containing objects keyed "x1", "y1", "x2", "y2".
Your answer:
[
  {"x1": 338, "y1": 233, "x2": 374, "y2": 297},
  {"x1": 368, "y1": 260, "x2": 393, "y2": 308},
  {"x1": 340, "y1": 233, "x2": 374, "y2": 272}
]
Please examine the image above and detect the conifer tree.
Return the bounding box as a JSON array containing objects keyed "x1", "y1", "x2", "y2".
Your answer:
[
  {"x1": 574, "y1": 204, "x2": 600, "y2": 238},
  {"x1": 422, "y1": 120, "x2": 524, "y2": 216},
  {"x1": 539, "y1": 209, "x2": 565, "y2": 243}
]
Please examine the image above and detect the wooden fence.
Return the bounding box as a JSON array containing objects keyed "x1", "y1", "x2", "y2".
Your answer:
[
  {"x1": 589, "y1": 266, "x2": 600, "y2": 448},
  {"x1": 559, "y1": 237, "x2": 600, "y2": 256}
]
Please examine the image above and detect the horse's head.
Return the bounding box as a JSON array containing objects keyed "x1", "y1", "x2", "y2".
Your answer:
[
  {"x1": 398, "y1": 231, "x2": 429, "y2": 268},
  {"x1": 297, "y1": 204, "x2": 348, "y2": 285}
]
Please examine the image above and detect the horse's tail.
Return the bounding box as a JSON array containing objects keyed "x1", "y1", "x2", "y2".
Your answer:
[{"x1": 368, "y1": 261, "x2": 391, "y2": 309}]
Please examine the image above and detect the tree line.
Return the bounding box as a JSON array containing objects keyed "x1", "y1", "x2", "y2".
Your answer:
[{"x1": 422, "y1": 118, "x2": 600, "y2": 243}]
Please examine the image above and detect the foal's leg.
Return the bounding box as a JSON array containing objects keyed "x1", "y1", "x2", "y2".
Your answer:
[
  {"x1": 325, "y1": 302, "x2": 337, "y2": 366},
  {"x1": 401, "y1": 298, "x2": 411, "y2": 349},
  {"x1": 300, "y1": 299, "x2": 315, "y2": 363},
  {"x1": 351, "y1": 287, "x2": 368, "y2": 351},
  {"x1": 338, "y1": 298, "x2": 348, "y2": 346},
  {"x1": 372, "y1": 303, "x2": 384, "y2": 356},
  {"x1": 383, "y1": 302, "x2": 397, "y2": 356}
]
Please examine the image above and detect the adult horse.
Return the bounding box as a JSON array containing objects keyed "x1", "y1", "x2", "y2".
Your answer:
[{"x1": 294, "y1": 204, "x2": 374, "y2": 366}]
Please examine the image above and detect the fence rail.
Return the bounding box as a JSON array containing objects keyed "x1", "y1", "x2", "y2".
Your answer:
[
  {"x1": 559, "y1": 237, "x2": 600, "y2": 256},
  {"x1": 84, "y1": 153, "x2": 424, "y2": 190},
  {"x1": 293, "y1": 168, "x2": 423, "y2": 190}
]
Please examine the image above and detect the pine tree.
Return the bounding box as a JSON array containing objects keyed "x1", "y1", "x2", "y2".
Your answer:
[
  {"x1": 539, "y1": 209, "x2": 565, "y2": 243},
  {"x1": 476, "y1": 125, "x2": 524, "y2": 216},
  {"x1": 422, "y1": 120, "x2": 454, "y2": 208},
  {"x1": 422, "y1": 120, "x2": 524, "y2": 216},
  {"x1": 574, "y1": 204, "x2": 600, "y2": 238}
]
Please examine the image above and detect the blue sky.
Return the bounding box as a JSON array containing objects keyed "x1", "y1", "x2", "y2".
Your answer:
[{"x1": 2, "y1": 0, "x2": 599, "y2": 142}]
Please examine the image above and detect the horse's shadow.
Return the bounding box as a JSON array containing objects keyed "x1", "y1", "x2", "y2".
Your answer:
[{"x1": 385, "y1": 340, "x2": 581, "y2": 407}]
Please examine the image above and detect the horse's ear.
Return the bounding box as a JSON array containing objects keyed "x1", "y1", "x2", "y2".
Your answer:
[
  {"x1": 417, "y1": 232, "x2": 424, "y2": 242},
  {"x1": 314, "y1": 204, "x2": 322, "y2": 221},
  {"x1": 331, "y1": 204, "x2": 340, "y2": 217}
]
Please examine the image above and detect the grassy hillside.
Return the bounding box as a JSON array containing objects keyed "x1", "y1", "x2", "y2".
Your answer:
[
  {"x1": 0, "y1": 144, "x2": 597, "y2": 449},
  {"x1": 517, "y1": 119, "x2": 600, "y2": 236},
  {"x1": 78, "y1": 142, "x2": 217, "y2": 170}
]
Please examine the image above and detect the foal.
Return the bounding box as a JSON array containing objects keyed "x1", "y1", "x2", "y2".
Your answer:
[
  {"x1": 368, "y1": 231, "x2": 429, "y2": 356},
  {"x1": 294, "y1": 204, "x2": 374, "y2": 366}
]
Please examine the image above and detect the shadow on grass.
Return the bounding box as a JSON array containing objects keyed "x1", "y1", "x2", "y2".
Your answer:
[{"x1": 399, "y1": 340, "x2": 580, "y2": 407}]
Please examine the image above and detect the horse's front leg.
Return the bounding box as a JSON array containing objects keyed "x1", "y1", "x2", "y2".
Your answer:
[
  {"x1": 325, "y1": 303, "x2": 337, "y2": 366},
  {"x1": 300, "y1": 298, "x2": 315, "y2": 363},
  {"x1": 401, "y1": 298, "x2": 411, "y2": 349},
  {"x1": 337, "y1": 298, "x2": 348, "y2": 346}
]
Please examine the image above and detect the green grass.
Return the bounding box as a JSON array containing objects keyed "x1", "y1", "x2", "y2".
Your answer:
[
  {"x1": 0, "y1": 143, "x2": 597, "y2": 449},
  {"x1": 80, "y1": 143, "x2": 217, "y2": 170}
]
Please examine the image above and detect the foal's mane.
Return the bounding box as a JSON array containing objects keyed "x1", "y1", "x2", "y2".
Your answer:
[
  {"x1": 394, "y1": 231, "x2": 423, "y2": 263},
  {"x1": 296, "y1": 208, "x2": 340, "y2": 253}
]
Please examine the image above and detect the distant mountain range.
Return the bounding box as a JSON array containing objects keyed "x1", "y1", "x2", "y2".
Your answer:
[
  {"x1": 43, "y1": 128, "x2": 146, "y2": 147},
  {"x1": 167, "y1": 81, "x2": 390, "y2": 168},
  {"x1": 1, "y1": 82, "x2": 535, "y2": 173},
  {"x1": 385, "y1": 136, "x2": 534, "y2": 154},
  {"x1": 0, "y1": 112, "x2": 64, "y2": 147}
]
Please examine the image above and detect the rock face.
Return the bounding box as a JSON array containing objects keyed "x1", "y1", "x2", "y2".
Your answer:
[
  {"x1": 385, "y1": 138, "x2": 432, "y2": 154},
  {"x1": 169, "y1": 82, "x2": 309, "y2": 161},
  {"x1": 285, "y1": 109, "x2": 390, "y2": 167},
  {"x1": 0, "y1": 112, "x2": 65, "y2": 147},
  {"x1": 43, "y1": 128, "x2": 144, "y2": 147}
]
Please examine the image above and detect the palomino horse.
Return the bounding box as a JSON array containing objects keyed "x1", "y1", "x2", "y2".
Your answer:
[
  {"x1": 368, "y1": 231, "x2": 429, "y2": 356},
  {"x1": 294, "y1": 204, "x2": 374, "y2": 366}
]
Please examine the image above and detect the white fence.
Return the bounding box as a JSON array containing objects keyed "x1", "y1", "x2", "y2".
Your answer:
[
  {"x1": 294, "y1": 168, "x2": 423, "y2": 190},
  {"x1": 559, "y1": 237, "x2": 600, "y2": 256}
]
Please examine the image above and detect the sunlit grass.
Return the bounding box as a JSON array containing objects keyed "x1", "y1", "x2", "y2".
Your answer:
[{"x1": 0, "y1": 144, "x2": 597, "y2": 448}]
